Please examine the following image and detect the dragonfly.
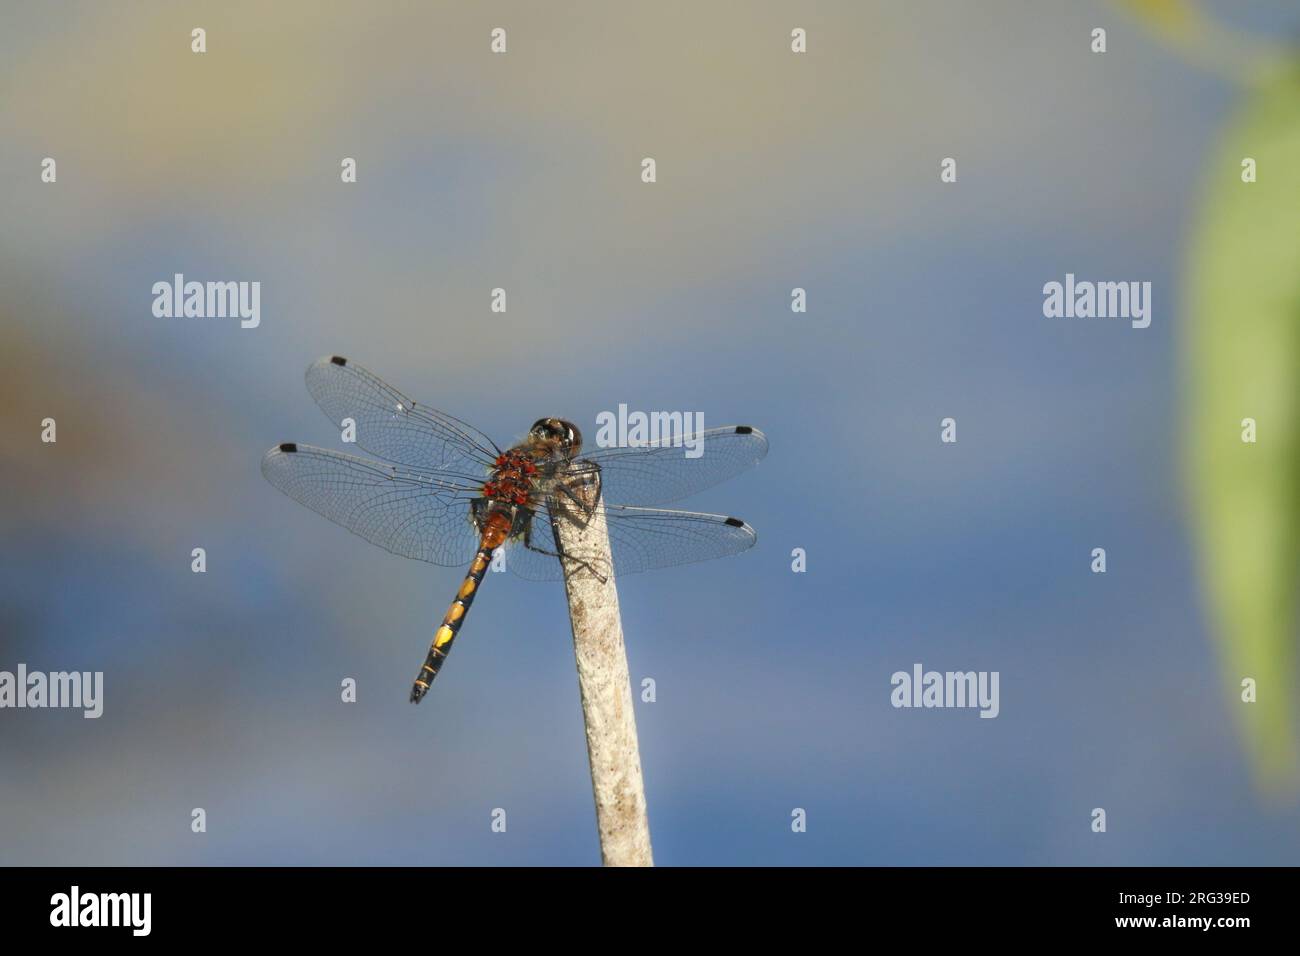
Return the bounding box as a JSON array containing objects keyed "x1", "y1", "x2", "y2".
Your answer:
[{"x1": 261, "y1": 356, "x2": 767, "y2": 704}]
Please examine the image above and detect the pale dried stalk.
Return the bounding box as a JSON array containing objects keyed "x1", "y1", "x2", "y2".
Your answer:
[{"x1": 551, "y1": 490, "x2": 654, "y2": 867}]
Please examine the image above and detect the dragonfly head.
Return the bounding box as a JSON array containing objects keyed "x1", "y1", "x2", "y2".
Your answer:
[{"x1": 529, "y1": 417, "x2": 582, "y2": 458}]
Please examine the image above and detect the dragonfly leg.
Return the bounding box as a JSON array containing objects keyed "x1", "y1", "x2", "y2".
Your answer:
[
  {"x1": 526, "y1": 513, "x2": 609, "y2": 584},
  {"x1": 469, "y1": 496, "x2": 491, "y2": 532},
  {"x1": 552, "y1": 461, "x2": 602, "y2": 527}
]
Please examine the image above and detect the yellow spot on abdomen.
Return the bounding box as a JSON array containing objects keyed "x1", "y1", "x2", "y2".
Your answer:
[
  {"x1": 434, "y1": 625, "x2": 455, "y2": 648},
  {"x1": 448, "y1": 603, "x2": 465, "y2": 623},
  {"x1": 459, "y1": 579, "x2": 477, "y2": 599}
]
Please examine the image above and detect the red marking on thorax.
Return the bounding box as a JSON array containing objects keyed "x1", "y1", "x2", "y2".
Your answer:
[{"x1": 482, "y1": 450, "x2": 538, "y2": 508}]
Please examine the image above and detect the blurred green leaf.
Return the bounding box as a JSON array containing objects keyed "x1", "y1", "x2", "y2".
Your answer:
[
  {"x1": 1187, "y1": 64, "x2": 1300, "y2": 791},
  {"x1": 1122, "y1": 0, "x2": 1195, "y2": 37}
]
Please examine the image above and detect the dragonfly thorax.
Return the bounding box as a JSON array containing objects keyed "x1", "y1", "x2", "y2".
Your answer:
[{"x1": 482, "y1": 450, "x2": 540, "y2": 506}]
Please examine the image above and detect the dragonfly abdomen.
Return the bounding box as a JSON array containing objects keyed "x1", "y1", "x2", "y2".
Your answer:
[{"x1": 409, "y1": 512, "x2": 512, "y2": 704}]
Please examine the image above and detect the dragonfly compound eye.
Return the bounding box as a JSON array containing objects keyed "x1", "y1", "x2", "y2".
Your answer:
[
  {"x1": 529, "y1": 418, "x2": 581, "y2": 455},
  {"x1": 561, "y1": 421, "x2": 582, "y2": 452}
]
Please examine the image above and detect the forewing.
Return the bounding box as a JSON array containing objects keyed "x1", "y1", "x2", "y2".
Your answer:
[
  {"x1": 304, "y1": 356, "x2": 500, "y2": 475},
  {"x1": 261, "y1": 443, "x2": 483, "y2": 566},
  {"x1": 577, "y1": 426, "x2": 767, "y2": 506}
]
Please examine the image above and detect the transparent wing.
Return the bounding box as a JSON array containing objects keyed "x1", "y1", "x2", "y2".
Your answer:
[
  {"x1": 304, "y1": 355, "x2": 501, "y2": 475},
  {"x1": 261, "y1": 443, "x2": 484, "y2": 567},
  {"x1": 501, "y1": 501, "x2": 758, "y2": 581},
  {"x1": 577, "y1": 426, "x2": 767, "y2": 506}
]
